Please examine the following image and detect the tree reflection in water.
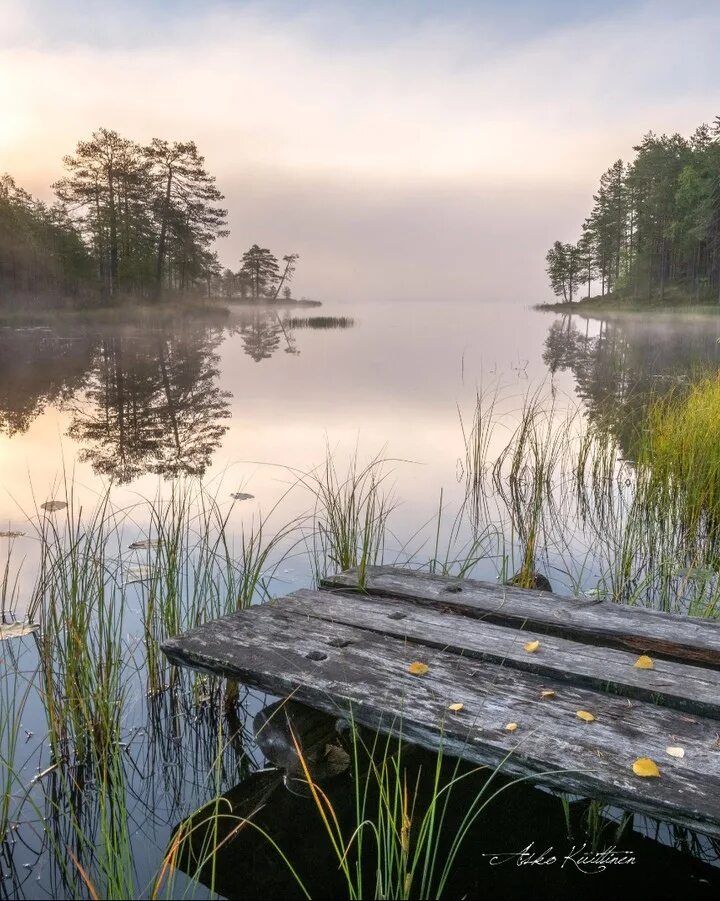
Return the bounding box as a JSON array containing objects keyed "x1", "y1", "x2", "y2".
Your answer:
[
  {"x1": 0, "y1": 311, "x2": 355, "y2": 483},
  {"x1": 543, "y1": 311, "x2": 720, "y2": 454},
  {"x1": 67, "y1": 327, "x2": 231, "y2": 482}
]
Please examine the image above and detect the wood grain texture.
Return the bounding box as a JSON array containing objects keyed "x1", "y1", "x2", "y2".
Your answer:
[
  {"x1": 322, "y1": 566, "x2": 720, "y2": 666},
  {"x1": 162, "y1": 600, "x2": 720, "y2": 837},
  {"x1": 274, "y1": 589, "x2": 720, "y2": 719}
]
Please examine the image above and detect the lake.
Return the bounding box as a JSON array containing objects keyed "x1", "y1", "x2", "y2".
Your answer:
[{"x1": 1, "y1": 299, "x2": 720, "y2": 898}]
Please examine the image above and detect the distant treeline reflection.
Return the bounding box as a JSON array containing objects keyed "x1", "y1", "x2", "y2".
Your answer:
[
  {"x1": 0, "y1": 311, "x2": 354, "y2": 481},
  {"x1": 543, "y1": 311, "x2": 720, "y2": 454}
]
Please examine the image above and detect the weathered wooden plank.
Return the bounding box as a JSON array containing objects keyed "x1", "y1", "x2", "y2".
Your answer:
[
  {"x1": 162, "y1": 603, "x2": 720, "y2": 837},
  {"x1": 275, "y1": 589, "x2": 720, "y2": 719},
  {"x1": 322, "y1": 566, "x2": 720, "y2": 667}
]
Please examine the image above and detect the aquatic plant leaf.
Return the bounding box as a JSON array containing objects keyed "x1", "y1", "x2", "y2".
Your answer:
[
  {"x1": 448, "y1": 702, "x2": 464, "y2": 712},
  {"x1": 505, "y1": 722, "x2": 518, "y2": 732},
  {"x1": 540, "y1": 689, "x2": 556, "y2": 699},
  {"x1": 632, "y1": 757, "x2": 660, "y2": 777},
  {"x1": 408, "y1": 661, "x2": 429, "y2": 676},
  {"x1": 40, "y1": 501, "x2": 67, "y2": 512},
  {"x1": 633, "y1": 655, "x2": 654, "y2": 669},
  {"x1": 124, "y1": 566, "x2": 151, "y2": 584},
  {"x1": 666, "y1": 746, "x2": 685, "y2": 759},
  {"x1": 0, "y1": 622, "x2": 39, "y2": 641},
  {"x1": 129, "y1": 538, "x2": 161, "y2": 550},
  {"x1": 524, "y1": 639, "x2": 540, "y2": 653},
  {"x1": 231, "y1": 492, "x2": 255, "y2": 501},
  {"x1": 576, "y1": 710, "x2": 595, "y2": 722},
  {"x1": 0, "y1": 531, "x2": 24, "y2": 538}
]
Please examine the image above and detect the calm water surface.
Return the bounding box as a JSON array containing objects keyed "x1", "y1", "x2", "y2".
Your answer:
[
  {"x1": 2, "y1": 300, "x2": 720, "y2": 899},
  {"x1": 3, "y1": 300, "x2": 720, "y2": 601}
]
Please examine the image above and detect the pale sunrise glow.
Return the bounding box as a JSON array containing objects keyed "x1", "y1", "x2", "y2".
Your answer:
[{"x1": 3, "y1": 0, "x2": 720, "y2": 300}]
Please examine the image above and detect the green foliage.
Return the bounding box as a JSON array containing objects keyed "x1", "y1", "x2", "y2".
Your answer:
[
  {"x1": 1, "y1": 128, "x2": 229, "y2": 306},
  {"x1": 636, "y1": 373, "x2": 720, "y2": 556},
  {"x1": 546, "y1": 117, "x2": 720, "y2": 304}
]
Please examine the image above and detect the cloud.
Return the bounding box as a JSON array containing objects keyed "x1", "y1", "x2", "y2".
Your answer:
[{"x1": 1, "y1": 0, "x2": 719, "y2": 300}]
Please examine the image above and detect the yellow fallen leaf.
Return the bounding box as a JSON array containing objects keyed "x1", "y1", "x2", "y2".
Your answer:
[
  {"x1": 524, "y1": 639, "x2": 540, "y2": 653},
  {"x1": 540, "y1": 689, "x2": 556, "y2": 699},
  {"x1": 666, "y1": 746, "x2": 685, "y2": 759},
  {"x1": 505, "y1": 722, "x2": 518, "y2": 732},
  {"x1": 576, "y1": 710, "x2": 596, "y2": 722},
  {"x1": 632, "y1": 757, "x2": 660, "y2": 777},
  {"x1": 447, "y1": 702, "x2": 464, "y2": 712},
  {"x1": 408, "y1": 661, "x2": 429, "y2": 676},
  {"x1": 633, "y1": 655, "x2": 654, "y2": 670}
]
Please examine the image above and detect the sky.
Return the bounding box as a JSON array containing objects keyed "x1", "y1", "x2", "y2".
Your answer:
[{"x1": 2, "y1": 0, "x2": 720, "y2": 303}]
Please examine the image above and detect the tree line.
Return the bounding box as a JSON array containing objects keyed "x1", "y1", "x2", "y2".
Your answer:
[
  {"x1": 546, "y1": 117, "x2": 720, "y2": 304},
  {"x1": 0, "y1": 127, "x2": 299, "y2": 306},
  {"x1": 218, "y1": 246, "x2": 300, "y2": 301}
]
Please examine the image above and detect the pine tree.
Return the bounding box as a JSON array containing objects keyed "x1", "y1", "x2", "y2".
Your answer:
[{"x1": 239, "y1": 245, "x2": 280, "y2": 298}]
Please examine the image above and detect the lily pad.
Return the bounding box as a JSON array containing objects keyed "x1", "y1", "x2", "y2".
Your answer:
[
  {"x1": 124, "y1": 566, "x2": 152, "y2": 585},
  {"x1": 41, "y1": 501, "x2": 67, "y2": 513},
  {"x1": 129, "y1": 538, "x2": 161, "y2": 550},
  {"x1": 0, "y1": 622, "x2": 39, "y2": 642}
]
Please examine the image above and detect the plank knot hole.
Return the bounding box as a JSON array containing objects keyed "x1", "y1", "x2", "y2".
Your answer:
[{"x1": 305, "y1": 650, "x2": 328, "y2": 662}]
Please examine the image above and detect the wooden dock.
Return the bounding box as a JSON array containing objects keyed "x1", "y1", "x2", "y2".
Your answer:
[{"x1": 162, "y1": 565, "x2": 720, "y2": 837}]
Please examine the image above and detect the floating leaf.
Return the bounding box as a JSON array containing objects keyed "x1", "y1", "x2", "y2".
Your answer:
[
  {"x1": 129, "y1": 538, "x2": 161, "y2": 550},
  {"x1": 447, "y1": 702, "x2": 464, "y2": 712},
  {"x1": 634, "y1": 655, "x2": 654, "y2": 670},
  {"x1": 540, "y1": 689, "x2": 556, "y2": 699},
  {"x1": 124, "y1": 566, "x2": 151, "y2": 585},
  {"x1": 666, "y1": 746, "x2": 685, "y2": 759},
  {"x1": 231, "y1": 492, "x2": 255, "y2": 501},
  {"x1": 524, "y1": 639, "x2": 540, "y2": 653},
  {"x1": 0, "y1": 622, "x2": 39, "y2": 641},
  {"x1": 41, "y1": 501, "x2": 67, "y2": 513},
  {"x1": 408, "y1": 661, "x2": 429, "y2": 676},
  {"x1": 632, "y1": 757, "x2": 660, "y2": 777},
  {"x1": 576, "y1": 710, "x2": 596, "y2": 722},
  {"x1": 0, "y1": 531, "x2": 24, "y2": 539},
  {"x1": 505, "y1": 722, "x2": 518, "y2": 732}
]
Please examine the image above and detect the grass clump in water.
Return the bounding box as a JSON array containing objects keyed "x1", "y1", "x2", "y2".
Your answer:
[{"x1": 638, "y1": 373, "x2": 720, "y2": 554}]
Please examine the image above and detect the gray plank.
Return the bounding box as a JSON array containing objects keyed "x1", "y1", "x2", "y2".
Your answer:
[
  {"x1": 162, "y1": 603, "x2": 720, "y2": 837},
  {"x1": 322, "y1": 566, "x2": 720, "y2": 667},
  {"x1": 277, "y1": 589, "x2": 720, "y2": 719}
]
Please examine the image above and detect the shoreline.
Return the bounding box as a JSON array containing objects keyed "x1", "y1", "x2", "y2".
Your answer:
[
  {"x1": 0, "y1": 295, "x2": 323, "y2": 327},
  {"x1": 535, "y1": 293, "x2": 720, "y2": 317}
]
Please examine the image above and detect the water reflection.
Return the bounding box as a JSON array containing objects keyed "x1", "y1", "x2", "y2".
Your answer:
[
  {"x1": 0, "y1": 327, "x2": 94, "y2": 436},
  {"x1": 235, "y1": 312, "x2": 354, "y2": 361},
  {"x1": 543, "y1": 311, "x2": 720, "y2": 449},
  {"x1": 66, "y1": 330, "x2": 231, "y2": 482},
  {"x1": 0, "y1": 311, "x2": 355, "y2": 482},
  {"x1": 172, "y1": 715, "x2": 720, "y2": 900}
]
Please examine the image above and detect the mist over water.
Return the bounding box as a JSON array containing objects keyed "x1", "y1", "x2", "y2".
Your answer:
[{"x1": 3, "y1": 299, "x2": 720, "y2": 612}]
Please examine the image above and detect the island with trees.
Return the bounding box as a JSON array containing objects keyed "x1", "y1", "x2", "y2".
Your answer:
[
  {"x1": 0, "y1": 128, "x2": 310, "y2": 314},
  {"x1": 541, "y1": 116, "x2": 720, "y2": 310}
]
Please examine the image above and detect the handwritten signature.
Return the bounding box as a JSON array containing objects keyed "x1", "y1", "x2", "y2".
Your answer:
[{"x1": 482, "y1": 842, "x2": 636, "y2": 874}]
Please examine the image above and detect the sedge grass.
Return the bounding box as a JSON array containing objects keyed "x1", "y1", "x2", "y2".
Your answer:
[{"x1": 1, "y1": 382, "x2": 720, "y2": 896}]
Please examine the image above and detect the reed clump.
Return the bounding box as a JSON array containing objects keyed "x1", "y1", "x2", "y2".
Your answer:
[{"x1": 637, "y1": 373, "x2": 720, "y2": 556}]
